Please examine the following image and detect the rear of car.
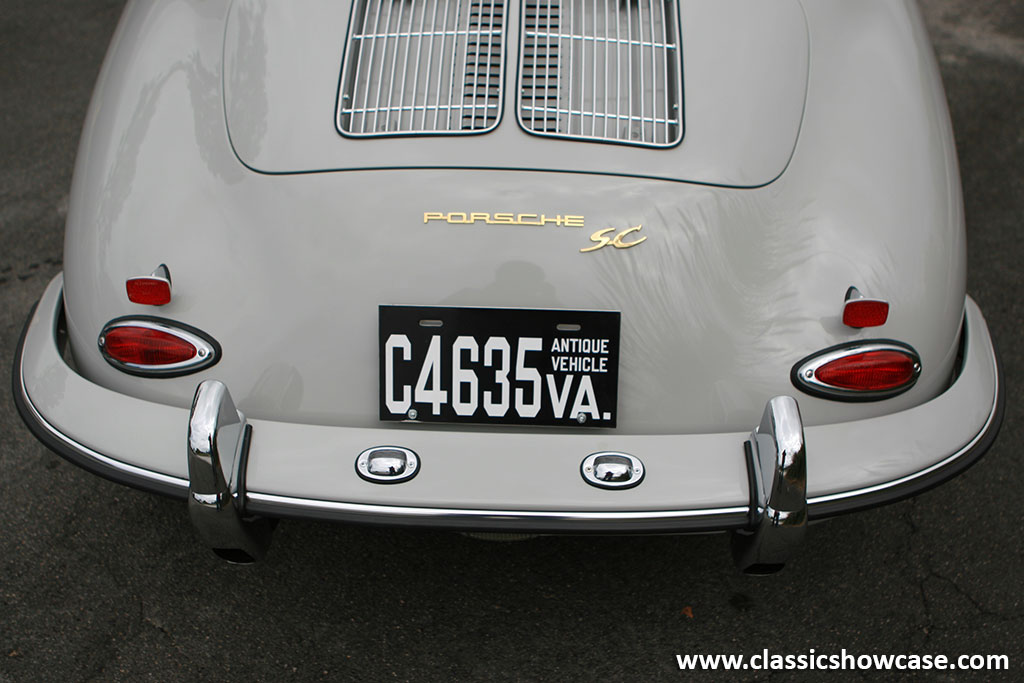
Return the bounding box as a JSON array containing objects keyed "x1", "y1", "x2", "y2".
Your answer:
[{"x1": 14, "y1": 0, "x2": 1002, "y2": 572}]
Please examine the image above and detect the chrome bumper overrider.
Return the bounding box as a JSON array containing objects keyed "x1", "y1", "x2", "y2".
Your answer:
[
  {"x1": 15, "y1": 274, "x2": 1004, "y2": 570},
  {"x1": 186, "y1": 380, "x2": 272, "y2": 563}
]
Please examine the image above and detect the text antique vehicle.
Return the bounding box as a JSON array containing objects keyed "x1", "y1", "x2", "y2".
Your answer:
[{"x1": 14, "y1": 0, "x2": 1003, "y2": 572}]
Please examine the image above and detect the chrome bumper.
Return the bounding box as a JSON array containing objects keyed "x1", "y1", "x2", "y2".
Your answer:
[{"x1": 14, "y1": 274, "x2": 1004, "y2": 569}]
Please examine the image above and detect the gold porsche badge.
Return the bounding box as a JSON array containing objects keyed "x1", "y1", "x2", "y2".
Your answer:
[
  {"x1": 422, "y1": 211, "x2": 648, "y2": 253},
  {"x1": 423, "y1": 212, "x2": 584, "y2": 228}
]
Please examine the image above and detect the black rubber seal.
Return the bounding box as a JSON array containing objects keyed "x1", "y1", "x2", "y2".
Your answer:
[
  {"x1": 235, "y1": 423, "x2": 254, "y2": 513},
  {"x1": 742, "y1": 439, "x2": 759, "y2": 529}
]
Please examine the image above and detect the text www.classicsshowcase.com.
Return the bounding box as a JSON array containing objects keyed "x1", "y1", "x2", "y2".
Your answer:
[{"x1": 676, "y1": 650, "x2": 1009, "y2": 672}]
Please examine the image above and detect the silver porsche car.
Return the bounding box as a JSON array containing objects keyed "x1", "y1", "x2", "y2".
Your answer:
[{"x1": 13, "y1": 0, "x2": 1003, "y2": 573}]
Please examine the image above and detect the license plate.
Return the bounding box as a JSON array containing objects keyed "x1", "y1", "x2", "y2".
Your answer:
[{"x1": 379, "y1": 306, "x2": 620, "y2": 427}]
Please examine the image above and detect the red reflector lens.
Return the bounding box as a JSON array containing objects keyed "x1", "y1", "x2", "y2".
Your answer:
[
  {"x1": 102, "y1": 326, "x2": 197, "y2": 366},
  {"x1": 842, "y1": 299, "x2": 889, "y2": 328},
  {"x1": 126, "y1": 277, "x2": 171, "y2": 305},
  {"x1": 815, "y1": 351, "x2": 916, "y2": 391}
]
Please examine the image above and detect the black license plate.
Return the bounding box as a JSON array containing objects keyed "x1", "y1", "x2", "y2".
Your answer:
[{"x1": 379, "y1": 306, "x2": 620, "y2": 427}]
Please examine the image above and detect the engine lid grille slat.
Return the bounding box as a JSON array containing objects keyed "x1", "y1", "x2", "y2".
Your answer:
[
  {"x1": 338, "y1": 0, "x2": 508, "y2": 136},
  {"x1": 518, "y1": 0, "x2": 683, "y2": 147}
]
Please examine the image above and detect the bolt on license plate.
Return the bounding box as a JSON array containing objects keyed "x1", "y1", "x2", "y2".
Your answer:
[{"x1": 379, "y1": 306, "x2": 620, "y2": 427}]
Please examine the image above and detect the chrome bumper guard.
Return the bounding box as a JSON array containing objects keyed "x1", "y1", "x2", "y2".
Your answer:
[
  {"x1": 731, "y1": 397, "x2": 807, "y2": 574},
  {"x1": 185, "y1": 385, "x2": 809, "y2": 572},
  {"x1": 187, "y1": 380, "x2": 272, "y2": 563}
]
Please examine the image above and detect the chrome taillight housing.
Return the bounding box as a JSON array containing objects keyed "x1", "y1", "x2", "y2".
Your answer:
[
  {"x1": 791, "y1": 341, "x2": 921, "y2": 401},
  {"x1": 98, "y1": 317, "x2": 220, "y2": 377}
]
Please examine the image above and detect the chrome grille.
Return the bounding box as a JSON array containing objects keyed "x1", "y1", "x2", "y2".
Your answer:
[
  {"x1": 519, "y1": 0, "x2": 682, "y2": 147},
  {"x1": 338, "y1": 0, "x2": 508, "y2": 136}
]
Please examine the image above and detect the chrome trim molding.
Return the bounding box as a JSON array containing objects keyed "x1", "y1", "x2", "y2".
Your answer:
[
  {"x1": 152, "y1": 263, "x2": 171, "y2": 284},
  {"x1": 98, "y1": 316, "x2": 221, "y2": 377},
  {"x1": 791, "y1": 339, "x2": 921, "y2": 401},
  {"x1": 244, "y1": 492, "x2": 750, "y2": 532},
  {"x1": 731, "y1": 396, "x2": 807, "y2": 574},
  {"x1": 19, "y1": 374, "x2": 190, "y2": 492}
]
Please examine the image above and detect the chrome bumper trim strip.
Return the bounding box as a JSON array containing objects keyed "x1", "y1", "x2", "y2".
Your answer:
[{"x1": 243, "y1": 492, "x2": 750, "y2": 532}]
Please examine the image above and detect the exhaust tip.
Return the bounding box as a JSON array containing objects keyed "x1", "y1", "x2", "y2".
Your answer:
[
  {"x1": 212, "y1": 548, "x2": 258, "y2": 565},
  {"x1": 741, "y1": 563, "x2": 786, "y2": 576}
]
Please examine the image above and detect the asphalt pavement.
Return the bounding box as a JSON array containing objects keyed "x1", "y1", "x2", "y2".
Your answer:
[{"x1": 1, "y1": 1, "x2": 1021, "y2": 681}]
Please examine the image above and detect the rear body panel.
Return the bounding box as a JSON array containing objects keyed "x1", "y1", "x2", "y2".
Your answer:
[
  {"x1": 64, "y1": 164, "x2": 964, "y2": 434},
  {"x1": 64, "y1": 0, "x2": 964, "y2": 435}
]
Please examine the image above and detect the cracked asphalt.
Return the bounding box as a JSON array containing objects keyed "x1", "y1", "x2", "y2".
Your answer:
[{"x1": 1, "y1": 1, "x2": 1021, "y2": 681}]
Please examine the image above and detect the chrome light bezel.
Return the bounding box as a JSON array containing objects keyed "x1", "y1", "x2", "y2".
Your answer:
[
  {"x1": 98, "y1": 316, "x2": 221, "y2": 378},
  {"x1": 355, "y1": 446, "x2": 420, "y2": 484},
  {"x1": 581, "y1": 451, "x2": 645, "y2": 490},
  {"x1": 790, "y1": 340, "x2": 922, "y2": 402}
]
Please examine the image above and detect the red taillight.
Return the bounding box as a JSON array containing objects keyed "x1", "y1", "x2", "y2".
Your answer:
[
  {"x1": 815, "y1": 350, "x2": 916, "y2": 391},
  {"x1": 103, "y1": 326, "x2": 197, "y2": 365},
  {"x1": 842, "y1": 299, "x2": 889, "y2": 328},
  {"x1": 126, "y1": 277, "x2": 171, "y2": 306},
  {"x1": 99, "y1": 318, "x2": 219, "y2": 376},
  {"x1": 792, "y1": 342, "x2": 921, "y2": 400}
]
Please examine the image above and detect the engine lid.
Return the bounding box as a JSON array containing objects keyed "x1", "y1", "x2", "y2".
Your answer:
[{"x1": 223, "y1": 0, "x2": 808, "y2": 187}]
